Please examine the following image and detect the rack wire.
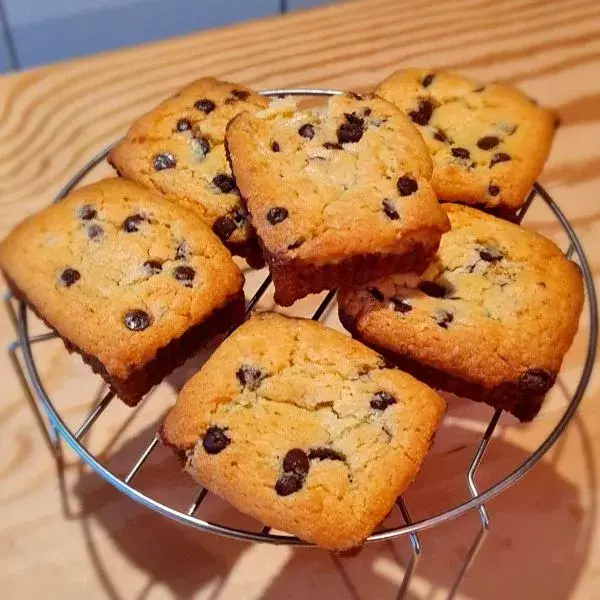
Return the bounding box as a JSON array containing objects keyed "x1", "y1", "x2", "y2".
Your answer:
[{"x1": 4, "y1": 88, "x2": 597, "y2": 599}]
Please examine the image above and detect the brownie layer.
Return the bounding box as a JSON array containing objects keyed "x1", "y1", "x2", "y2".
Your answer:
[
  {"x1": 6, "y1": 273, "x2": 245, "y2": 406},
  {"x1": 264, "y1": 240, "x2": 438, "y2": 307},
  {"x1": 227, "y1": 237, "x2": 265, "y2": 269},
  {"x1": 338, "y1": 305, "x2": 555, "y2": 422}
]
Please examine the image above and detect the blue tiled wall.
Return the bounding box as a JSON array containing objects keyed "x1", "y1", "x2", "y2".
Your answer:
[
  {"x1": 0, "y1": 0, "x2": 333, "y2": 72},
  {"x1": 0, "y1": 33, "x2": 11, "y2": 72}
]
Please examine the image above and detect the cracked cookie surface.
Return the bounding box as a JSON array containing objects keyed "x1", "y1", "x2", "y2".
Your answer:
[
  {"x1": 226, "y1": 93, "x2": 450, "y2": 305},
  {"x1": 108, "y1": 77, "x2": 269, "y2": 265},
  {"x1": 0, "y1": 178, "x2": 245, "y2": 404},
  {"x1": 338, "y1": 204, "x2": 583, "y2": 421},
  {"x1": 376, "y1": 69, "x2": 556, "y2": 216},
  {"x1": 161, "y1": 312, "x2": 445, "y2": 550}
]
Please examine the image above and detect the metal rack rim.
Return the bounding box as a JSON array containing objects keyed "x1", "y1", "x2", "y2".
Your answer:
[{"x1": 7, "y1": 88, "x2": 597, "y2": 547}]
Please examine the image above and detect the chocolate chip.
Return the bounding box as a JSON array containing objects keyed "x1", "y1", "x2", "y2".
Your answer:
[
  {"x1": 490, "y1": 152, "x2": 511, "y2": 167},
  {"x1": 364, "y1": 108, "x2": 372, "y2": 116},
  {"x1": 422, "y1": 73, "x2": 435, "y2": 88},
  {"x1": 308, "y1": 447, "x2": 345, "y2": 462},
  {"x1": 391, "y1": 297, "x2": 412, "y2": 313},
  {"x1": 173, "y1": 265, "x2": 195, "y2": 286},
  {"x1": 434, "y1": 310, "x2": 453, "y2": 328},
  {"x1": 87, "y1": 224, "x2": 103, "y2": 239},
  {"x1": 79, "y1": 205, "x2": 97, "y2": 220},
  {"x1": 409, "y1": 100, "x2": 433, "y2": 126},
  {"x1": 283, "y1": 449, "x2": 310, "y2": 475},
  {"x1": 123, "y1": 214, "x2": 144, "y2": 232},
  {"x1": 266, "y1": 207, "x2": 288, "y2": 225},
  {"x1": 337, "y1": 121, "x2": 363, "y2": 144},
  {"x1": 433, "y1": 130, "x2": 448, "y2": 143},
  {"x1": 397, "y1": 176, "x2": 418, "y2": 196},
  {"x1": 202, "y1": 426, "x2": 231, "y2": 454},
  {"x1": 488, "y1": 185, "x2": 500, "y2": 196},
  {"x1": 212, "y1": 216, "x2": 236, "y2": 241},
  {"x1": 419, "y1": 281, "x2": 446, "y2": 298},
  {"x1": 175, "y1": 242, "x2": 188, "y2": 260},
  {"x1": 275, "y1": 472, "x2": 303, "y2": 496},
  {"x1": 231, "y1": 206, "x2": 247, "y2": 227},
  {"x1": 323, "y1": 141, "x2": 343, "y2": 150},
  {"x1": 230, "y1": 89, "x2": 250, "y2": 101},
  {"x1": 519, "y1": 368, "x2": 555, "y2": 393},
  {"x1": 194, "y1": 98, "x2": 216, "y2": 113},
  {"x1": 477, "y1": 136, "x2": 500, "y2": 150},
  {"x1": 271, "y1": 141, "x2": 280, "y2": 152},
  {"x1": 176, "y1": 118, "x2": 192, "y2": 132},
  {"x1": 344, "y1": 112, "x2": 364, "y2": 127},
  {"x1": 153, "y1": 153, "x2": 176, "y2": 171},
  {"x1": 451, "y1": 147, "x2": 471, "y2": 159},
  {"x1": 124, "y1": 309, "x2": 151, "y2": 331},
  {"x1": 369, "y1": 287, "x2": 384, "y2": 302},
  {"x1": 370, "y1": 391, "x2": 397, "y2": 410},
  {"x1": 479, "y1": 246, "x2": 503, "y2": 262},
  {"x1": 298, "y1": 124, "x2": 315, "y2": 139},
  {"x1": 193, "y1": 137, "x2": 210, "y2": 158},
  {"x1": 382, "y1": 198, "x2": 399, "y2": 220},
  {"x1": 236, "y1": 364, "x2": 265, "y2": 391},
  {"x1": 60, "y1": 268, "x2": 80, "y2": 287},
  {"x1": 212, "y1": 174, "x2": 237, "y2": 194},
  {"x1": 143, "y1": 260, "x2": 162, "y2": 275}
]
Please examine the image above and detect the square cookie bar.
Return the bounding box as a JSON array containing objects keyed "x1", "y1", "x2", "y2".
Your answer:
[
  {"x1": 376, "y1": 69, "x2": 556, "y2": 218},
  {"x1": 0, "y1": 178, "x2": 245, "y2": 406},
  {"x1": 160, "y1": 312, "x2": 445, "y2": 550},
  {"x1": 109, "y1": 77, "x2": 269, "y2": 267},
  {"x1": 226, "y1": 93, "x2": 450, "y2": 306},
  {"x1": 338, "y1": 204, "x2": 584, "y2": 422}
]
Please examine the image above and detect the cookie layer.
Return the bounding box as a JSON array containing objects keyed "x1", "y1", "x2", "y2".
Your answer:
[
  {"x1": 376, "y1": 69, "x2": 556, "y2": 216},
  {"x1": 161, "y1": 312, "x2": 445, "y2": 550},
  {"x1": 226, "y1": 93, "x2": 450, "y2": 305}
]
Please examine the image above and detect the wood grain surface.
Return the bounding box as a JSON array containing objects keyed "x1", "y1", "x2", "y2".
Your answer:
[{"x1": 1, "y1": 1, "x2": 599, "y2": 599}]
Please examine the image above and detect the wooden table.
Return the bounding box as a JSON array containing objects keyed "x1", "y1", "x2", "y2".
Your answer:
[{"x1": 1, "y1": 0, "x2": 599, "y2": 598}]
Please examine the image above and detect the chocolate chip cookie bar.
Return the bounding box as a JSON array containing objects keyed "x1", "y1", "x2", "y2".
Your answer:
[
  {"x1": 108, "y1": 77, "x2": 269, "y2": 267},
  {"x1": 226, "y1": 93, "x2": 450, "y2": 306},
  {"x1": 376, "y1": 69, "x2": 557, "y2": 218},
  {"x1": 160, "y1": 312, "x2": 445, "y2": 550},
  {"x1": 338, "y1": 204, "x2": 584, "y2": 421},
  {"x1": 0, "y1": 178, "x2": 245, "y2": 406}
]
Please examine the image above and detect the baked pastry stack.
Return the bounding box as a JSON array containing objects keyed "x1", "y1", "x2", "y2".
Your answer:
[
  {"x1": 0, "y1": 70, "x2": 584, "y2": 550},
  {"x1": 375, "y1": 69, "x2": 557, "y2": 218},
  {"x1": 226, "y1": 93, "x2": 450, "y2": 305},
  {"x1": 338, "y1": 204, "x2": 583, "y2": 422},
  {"x1": 109, "y1": 78, "x2": 269, "y2": 267},
  {"x1": 161, "y1": 313, "x2": 445, "y2": 550},
  {"x1": 0, "y1": 178, "x2": 245, "y2": 405}
]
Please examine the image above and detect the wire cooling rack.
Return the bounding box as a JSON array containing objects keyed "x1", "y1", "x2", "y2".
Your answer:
[{"x1": 4, "y1": 88, "x2": 598, "y2": 600}]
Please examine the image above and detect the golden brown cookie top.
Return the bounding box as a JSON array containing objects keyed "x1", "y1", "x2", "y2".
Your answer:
[
  {"x1": 0, "y1": 178, "x2": 244, "y2": 378},
  {"x1": 109, "y1": 78, "x2": 269, "y2": 245},
  {"x1": 161, "y1": 312, "x2": 445, "y2": 550},
  {"x1": 226, "y1": 93, "x2": 449, "y2": 263},
  {"x1": 338, "y1": 203, "x2": 583, "y2": 389},
  {"x1": 376, "y1": 69, "x2": 556, "y2": 214}
]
